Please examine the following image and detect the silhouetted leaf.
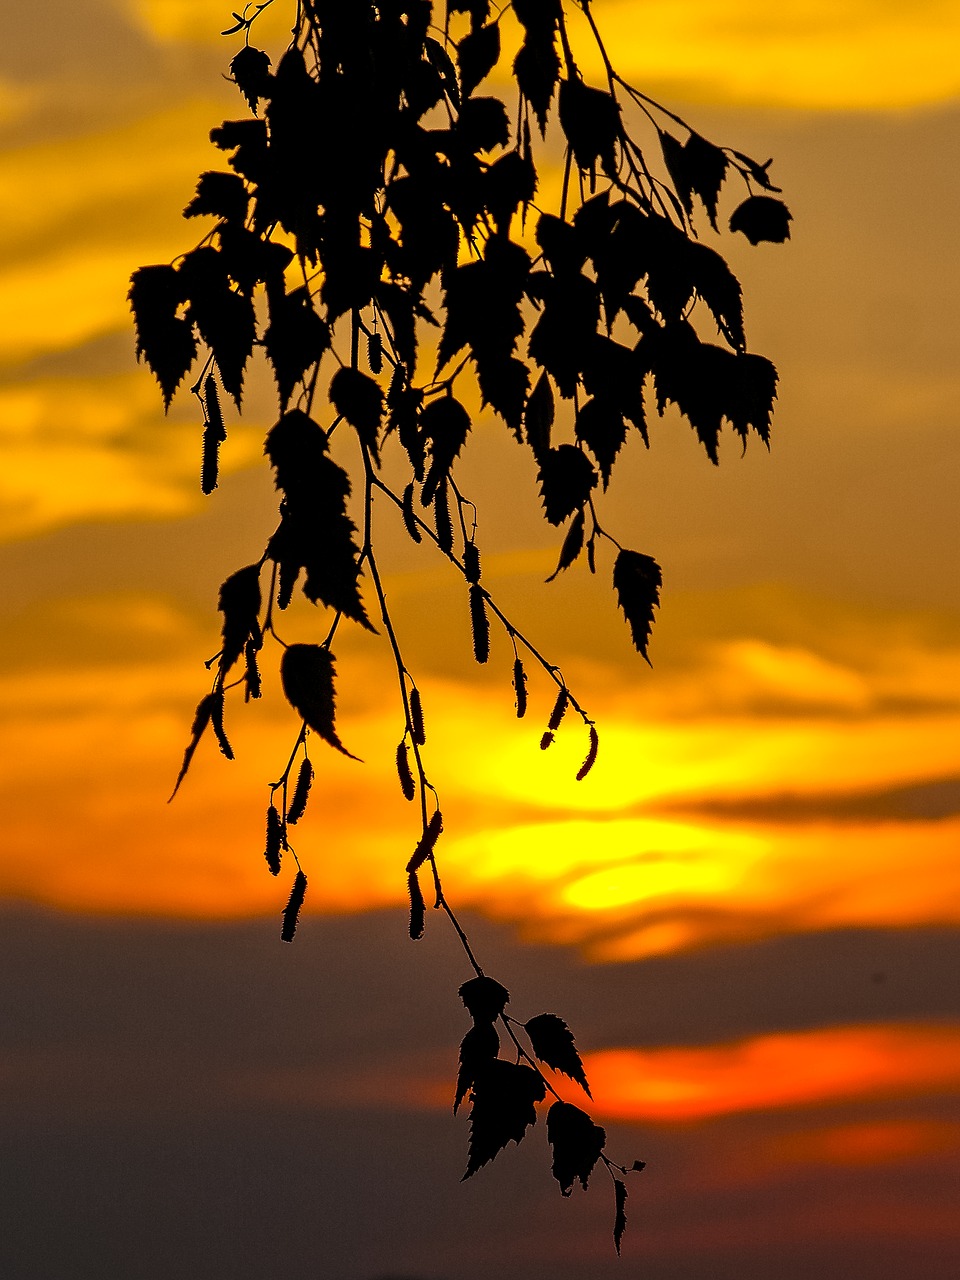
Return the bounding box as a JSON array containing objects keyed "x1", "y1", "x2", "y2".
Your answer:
[
  {"x1": 455, "y1": 1022, "x2": 500, "y2": 1114},
  {"x1": 285, "y1": 757, "x2": 313, "y2": 825},
  {"x1": 330, "y1": 367, "x2": 384, "y2": 463},
  {"x1": 730, "y1": 150, "x2": 781, "y2": 191},
  {"x1": 513, "y1": 33, "x2": 560, "y2": 135},
  {"x1": 280, "y1": 644, "x2": 360, "y2": 759},
  {"x1": 169, "y1": 692, "x2": 217, "y2": 799},
  {"x1": 576, "y1": 726, "x2": 599, "y2": 781},
  {"x1": 524, "y1": 370, "x2": 553, "y2": 461},
  {"x1": 459, "y1": 975, "x2": 510, "y2": 1023},
  {"x1": 210, "y1": 118, "x2": 269, "y2": 185},
  {"x1": 264, "y1": 803, "x2": 283, "y2": 876},
  {"x1": 448, "y1": 0, "x2": 491, "y2": 26},
  {"x1": 483, "y1": 151, "x2": 537, "y2": 235},
  {"x1": 525, "y1": 1013, "x2": 590, "y2": 1095},
  {"x1": 263, "y1": 287, "x2": 330, "y2": 411},
  {"x1": 457, "y1": 96, "x2": 510, "y2": 153},
  {"x1": 396, "y1": 741, "x2": 416, "y2": 802},
  {"x1": 421, "y1": 395, "x2": 471, "y2": 503},
  {"x1": 546, "y1": 1100, "x2": 606, "y2": 1195},
  {"x1": 179, "y1": 247, "x2": 256, "y2": 407},
  {"x1": 458, "y1": 22, "x2": 500, "y2": 97},
  {"x1": 513, "y1": 657, "x2": 528, "y2": 718},
  {"x1": 425, "y1": 36, "x2": 461, "y2": 110},
  {"x1": 184, "y1": 171, "x2": 249, "y2": 223},
  {"x1": 613, "y1": 1178, "x2": 627, "y2": 1254},
  {"x1": 231, "y1": 45, "x2": 272, "y2": 113},
  {"x1": 538, "y1": 446, "x2": 597, "y2": 526},
  {"x1": 559, "y1": 79, "x2": 620, "y2": 177},
  {"x1": 728, "y1": 351, "x2": 778, "y2": 446},
  {"x1": 218, "y1": 564, "x2": 262, "y2": 674},
  {"x1": 265, "y1": 410, "x2": 372, "y2": 628},
  {"x1": 613, "y1": 549, "x2": 661, "y2": 664},
  {"x1": 660, "y1": 130, "x2": 728, "y2": 230},
  {"x1": 469, "y1": 584, "x2": 490, "y2": 664},
  {"x1": 129, "y1": 264, "x2": 196, "y2": 409},
  {"x1": 574, "y1": 398, "x2": 628, "y2": 488},
  {"x1": 546, "y1": 508, "x2": 585, "y2": 582},
  {"x1": 729, "y1": 195, "x2": 793, "y2": 245},
  {"x1": 463, "y1": 1059, "x2": 546, "y2": 1178}
]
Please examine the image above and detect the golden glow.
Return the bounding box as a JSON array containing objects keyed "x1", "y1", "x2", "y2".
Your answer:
[
  {"x1": 577, "y1": 0, "x2": 960, "y2": 110},
  {"x1": 128, "y1": 0, "x2": 294, "y2": 45},
  {"x1": 585, "y1": 1022, "x2": 960, "y2": 1122}
]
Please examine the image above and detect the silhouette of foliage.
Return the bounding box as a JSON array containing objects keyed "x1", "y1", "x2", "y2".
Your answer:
[{"x1": 134, "y1": 0, "x2": 789, "y2": 1251}]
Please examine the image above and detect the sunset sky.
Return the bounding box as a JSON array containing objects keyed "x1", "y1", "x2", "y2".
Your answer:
[{"x1": 2, "y1": 3, "x2": 959, "y2": 1278}]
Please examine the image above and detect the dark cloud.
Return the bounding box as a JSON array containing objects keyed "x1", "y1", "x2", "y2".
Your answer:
[{"x1": 655, "y1": 775, "x2": 960, "y2": 825}]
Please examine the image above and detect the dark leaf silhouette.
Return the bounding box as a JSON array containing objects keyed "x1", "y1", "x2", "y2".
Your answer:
[
  {"x1": 546, "y1": 1100, "x2": 606, "y2": 1195},
  {"x1": 458, "y1": 22, "x2": 500, "y2": 96},
  {"x1": 280, "y1": 644, "x2": 359, "y2": 759},
  {"x1": 469, "y1": 584, "x2": 490, "y2": 664},
  {"x1": 183, "y1": 171, "x2": 249, "y2": 223},
  {"x1": 730, "y1": 194, "x2": 793, "y2": 244},
  {"x1": 230, "y1": 45, "x2": 272, "y2": 113},
  {"x1": 546, "y1": 507, "x2": 585, "y2": 582},
  {"x1": 285, "y1": 757, "x2": 314, "y2": 825},
  {"x1": 559, "y1": 79, "x2": 620, "y2": 177},
  {"x1": 574, "y1": 399, "x2": 627, "y2": 489},
  {"x1": 264, "y1": 804, "x2": 283, "y2": 876},
  {"x1": 538, "y1": 446, "x2": 598, "y2": 525},
  {"x1": 660, "y1": 130, "x2": 728, "y2": 230},
  {"x1": 330, "y1": 366, "x2": 384, "y2": 460},
  {"x1": 420, "y1": 396, "x2": 471, "y2": 503},
  {"x1": 455, "y1": 1022, "x2": 500, "y2": 1113},
  {"x1": 129, "y1": 264, "x2": 196, "y2": 408},
  {"x1": 170, "y1": 692, "x2": 217, "y2": 799},
  {"x1": 613, "y1": 549, "x2": 662, "y2": 664},
  {"x1": 613, "y1": 1178, "x2": 627, "y2": 1254},
  {"x1": 576, "y1": 725, "x2": 600, "y2": 781},
  {"x1": 218, "y1": 564, "x2": 262, "y2": 674},
  {"x1": 524, "y1": 370, "x2": 554, "y2": 461},
  {"x1": 262, "y1": 287, "x2": 330, "y2": 411},
  {"x1": 514, "y1": 32, "x2": 560, "y2": 135},
  {"x1": 463, "y1": 1059, "x2": 546, "y2": 1178},
  {"x1": 265, "y1": 410, "x2": 373, "y2": 628},
  {"x1": 525, "y1": 1013, "x2": 590, "y2": 1095},
  {"x1": 459, "y1": 975, "x2": 510, "y2": 1023},
  {"x1": 281, "y1": 869, "x2": 307, "y2": 942},
  {"x1": 179, "y1": 246, "x2": 255, "y2": 407},
  {"x1": 408, "y1": 870, "x2": 426, "y2": 940}
]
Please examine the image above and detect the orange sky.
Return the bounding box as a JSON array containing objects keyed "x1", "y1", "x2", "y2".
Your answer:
[{"x1": 2, "y1": 6, "x2": 960, "y2": 1259}]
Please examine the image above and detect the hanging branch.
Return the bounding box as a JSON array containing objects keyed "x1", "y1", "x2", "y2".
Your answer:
[{"x1": 130, "y1": 0, "x2": 790, "y2": 1253}]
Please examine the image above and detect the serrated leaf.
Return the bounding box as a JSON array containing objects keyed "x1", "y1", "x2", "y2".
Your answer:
[
  {"x1": 613, "y1": 1178, "x2": 628, "y2": 1254},
  {"x1": 546, "y1": 507, "x2": 585, "y2": 582},
  {"x1": 218, "y1": 563, "x2": 262, "y2": 674},
  {"x1": 463, "y1": 1059, "x2": 546, "y2": 1178},
  {"x1": 459, "y1": 975, "x2": 510, "y2": 1023},
  {"x1": 613, "y1": 549, "x2": 662, "y2": 664},
  {"x1": 230, "y1": 45, "x2": 272, "y2": 113},
  {"x1": 524, "y1": 370, "x2": 553, "y2": 461},
  {"x1": 129, "y1": 264, "x2": 196, "y2": 409},
  {"x1": 183, "y1": 171, "x2": 249, "y2": 223},
  {"x1": 280, "y1": 644, "x2": 359, "y2": 759},
  {"x1": 330, "y1": 367, "x2": 384, "y2": 463},
  {"x1": 538, "y1": 445, "x2": 597, "y2": 526},
  {"x1": 169, "y1": 692, "x2": 217, "y2": 799},
  {"x1": 454, "y1": 1022, "x2": 500, "y2": 1114},
  {"x1": 546, "y1": 1100, "x2": 606, "y2": 1195},
  {"x1": 458, "y1": 22, "x2": 500, "y2": 97},
  {"x1": 525, "y1": 1013, "x2": 591, "y2": 1095}
]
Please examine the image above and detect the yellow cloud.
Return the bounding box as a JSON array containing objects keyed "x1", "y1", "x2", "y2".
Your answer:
[{"x1": 576, "y1": 0, "x2": 960, "y2": 110}]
